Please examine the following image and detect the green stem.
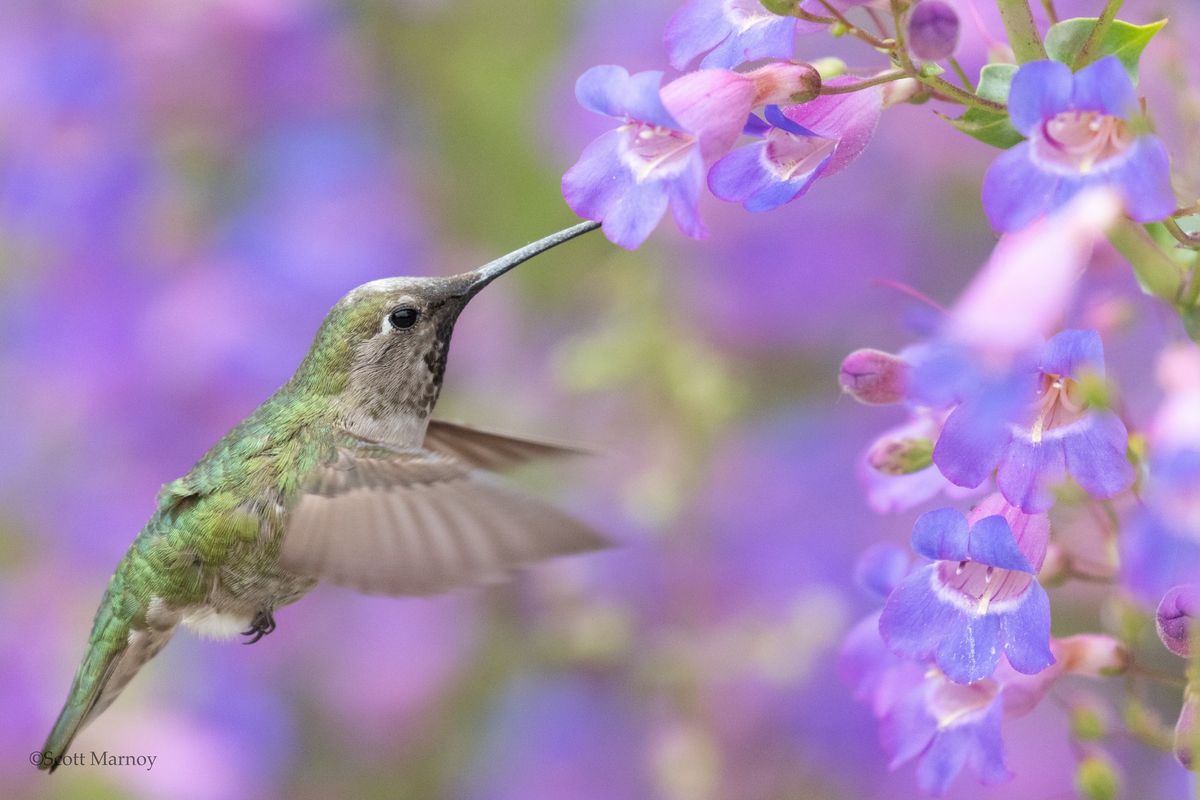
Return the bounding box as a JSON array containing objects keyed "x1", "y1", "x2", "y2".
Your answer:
[
  {"x1": 815, "y1": 0, "x2": 892, "y2": 49},
  {"x1": 948, "y1": 57, "x2": 974, "y2": 91},
  {"x1": 819, "y1": 69, "x2": 907, "y2": 94},
  {"x1": 1072, "y1": 0, "x2": 1125, "y2": 71},
  {"x1": 996, "y1": 0, "x2": 1048, "y2": 62},
  {"x1": 1164, "y1": 217, "x2": 1200, "y2": 250},
  {"x1": 1040, "y1": 0, "x2": 1060, "y2": 25},
  {"x1": 1108, "y1": 219, "x2": 1185, "y2": 302}
]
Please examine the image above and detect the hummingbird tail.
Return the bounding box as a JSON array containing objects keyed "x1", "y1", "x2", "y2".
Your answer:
[{"x1": 39, "y1": 594, "x2": 176, "y2": 773}]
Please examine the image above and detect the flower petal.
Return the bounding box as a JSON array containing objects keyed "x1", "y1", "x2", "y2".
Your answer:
[
  {"x1": 664, "y1": 0, "x2": 730, "y2": 71},
  {"x1": 1108, "y1": 135, "x2": 1177, "y2": 223},
  {"x1": 912, "y1": 507, "x2": 970, "y2": 562},
  {"x1": 601, "y1": 180, "x2": 670, "y2": 250},
  {"x1": 708, "y1": 142, "x2": 774, "y2": 203},
  {"x1": 1008, "y1": 60, "x2": 1073, "y2": 137},
  {"x1": 561, "y1": 129, "x2": 633, "y2": 222},
  {"x1": 1070, "y1": 55, "x2": 1136, "y2": 118},
  {"x1": 699, "y1": 14, "x2": 796, "y2": 69},
  {"x1": 661, "y1": 69, "x2": 756, "y2": 161},
  {"x1": 855, "y1": 543, "x2": 911, "y2": 597},
  {"x1": 666, "y1": 151, "x2": 709, "y2": 239},
  {"x1": 1040, "y1": 329, "x2": 1105, "y2": 379},
  {"x1": 1062, "y1": 410, "x2": 1135, "y2": 499},
  {"x1": 981, "y1": 142, "x2": 1062, "y2": 232},
  {"x1": 576, "y1": 65, "x2": 632, "y2": 118},
  {"x1": 879, "y1": 566, "x2": 960, "y2": 662},
  {"x1": 936, "y1": 610, "x2": 1002, "y2": 684},
  {"x1": 999, "y1": 581, "x2": 1055, "y2": 675},
  {"x1": 933, "y1": 400, "x2": 1012, "y2": 489},
  {"x1": 916, "y1": 725, "x2": 972, "y2": 795},
  {"x1": 996, "y1": 435, "x2": 1066, "y2": 513},
  {"x1": 782, "y1": 78, "x2": 882, "y2": 176},
  {"x1": 967, "y1": 515, "x2": 1034, "y2": 573}
]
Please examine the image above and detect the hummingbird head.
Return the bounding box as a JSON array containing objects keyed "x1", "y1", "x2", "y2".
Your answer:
[{"x1": 289, "y1": 220, "x2": 599, "y2": 438}]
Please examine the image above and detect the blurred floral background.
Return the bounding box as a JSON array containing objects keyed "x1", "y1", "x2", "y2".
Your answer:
[{"x1": 1, "y1": 0, "x2": 1197, "y2": 798}]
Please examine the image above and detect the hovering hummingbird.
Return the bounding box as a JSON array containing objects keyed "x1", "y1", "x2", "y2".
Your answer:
[{"x1": 39, "y1": 220, "x2": 605, "y2": 771}]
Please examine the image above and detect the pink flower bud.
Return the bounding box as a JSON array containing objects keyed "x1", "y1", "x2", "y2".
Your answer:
[
  {"x1": 1157, "y1": 584, "x2": 1200, "y2": 658},
  {"x1": 838, "y1": 348, "x2": 908, "y2": 404},
  {"x1": 908, "y1": 0, "x2": 960, "y2": 61},
  {"x1": 744, "y1": 62, "x2": 822, "y2": 106},
  {"x1": 1053, "y1": 634, "x2": 1132, "y2": 676}
]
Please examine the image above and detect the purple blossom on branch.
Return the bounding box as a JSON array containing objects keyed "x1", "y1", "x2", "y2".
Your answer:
[
  {"x1": 981, "y1": 56, "x2": 1175, "y2": 232},
  {"x1": 918, "y1": 329, "x2": 1134, "y2": 514},
  {"x1": 879, "y1": 495, "x2": 1055, "y2": 684},
  {"x1": 708, "y1": 78, "x2": 882, "y2": 211}
]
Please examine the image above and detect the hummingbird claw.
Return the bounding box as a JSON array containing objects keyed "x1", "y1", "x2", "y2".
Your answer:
[{"x1": 241, "y1": 610, "x2": 277, "y2": 645}]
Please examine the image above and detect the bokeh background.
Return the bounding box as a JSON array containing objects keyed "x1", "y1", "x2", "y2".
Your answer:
[{"x1": 1, "y1": 1, "x2": 1198, "y2": 798}]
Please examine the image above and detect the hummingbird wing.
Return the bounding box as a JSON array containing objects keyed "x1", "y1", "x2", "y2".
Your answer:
[
  {"x1": 423, "y1": 419, "x2": 586, "y2": 471},
  {"x1": 279, "y1": 442, "x2": 605, "y2": 596}
]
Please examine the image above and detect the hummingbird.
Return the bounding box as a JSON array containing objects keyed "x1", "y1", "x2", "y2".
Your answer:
[{"x1": 39, "y1": 220, "x2": 605, "y2": 771}]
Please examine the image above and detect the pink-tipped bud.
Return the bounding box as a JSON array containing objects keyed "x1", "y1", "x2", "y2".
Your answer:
[
  {"x1": 839, "y1": 348, "x2": 908, "y2": 405},
  {"x1": 908, "y1": 0, "x2": 960, "y2": 62},
  {"x1": 1175, "y1": 683, "x2": 1200, "y2": 769},
  {"x1": 745, "y1": 62, "x2": 822, "y2": 106},
  {"x1": 1053, "y1": 634, "x2": 1132, "y2": 677},
  {"x1": 1157, "y1": 584, "x2": 1200, "y2": 658}
]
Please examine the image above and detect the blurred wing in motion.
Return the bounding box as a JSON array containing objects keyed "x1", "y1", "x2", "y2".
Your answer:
[
  {"x1": 280, "y1": 440, "x2": 605, "y2": 596},
  {"x1": 422, "y1": 419, "x2": 586, "y2": 471}
]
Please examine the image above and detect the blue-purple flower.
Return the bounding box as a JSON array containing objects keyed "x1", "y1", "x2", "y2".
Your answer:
[
  {"x1": 708, "y1": 78, "x2": 882, "y2": 211},
  {"x1": 925, "y1": 329, "x2": 1134, "y2": 514},
  {"x1": 981, "y1": 56, "x2": 1175, "y2": 232},
  {"x1": 665, "y1": 0, "x2": 812, "y2": 70},
  {"x1": 879, "y1": 495, "x2": 1055, "y2": 684}
]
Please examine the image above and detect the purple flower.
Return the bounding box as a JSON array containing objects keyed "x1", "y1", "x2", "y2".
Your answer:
[
  {"x1": 907, "y1": 0, "x2": 960, "y2": 62},
  {"x1": 1157, "y1": 585, "x2": 1200, "y2": 658},
  {"x1": 879, "y1": 494, "x2": 1055, "y2": 684},
  {"x1": 927, "y1": 329, "x2": 1134, "y2": 514},
  {"x1": 883, "y1": 671, "x2": 1011, "y2": 794},
  {"x1": 562, "y1": 65, "x2": 755, "y2": 248},
  {"x1": 981, "y1": 56, "x2": 1175, "y2": 232},
  {"x1": 708, "y1": 79, "x2": 882, "y2": 211},
  {"x1": 665, "y1": 0, "x2": 813, "y2": 70}
]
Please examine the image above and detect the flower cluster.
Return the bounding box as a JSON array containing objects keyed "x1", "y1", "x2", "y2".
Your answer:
[{"x1": 563, "y1": 0, "x2": 1197, "y2": 794}]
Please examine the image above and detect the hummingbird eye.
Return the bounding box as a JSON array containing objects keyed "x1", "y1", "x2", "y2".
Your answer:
[{"x1": 387, "y1": 306, "x2": 419, "y2": 331}]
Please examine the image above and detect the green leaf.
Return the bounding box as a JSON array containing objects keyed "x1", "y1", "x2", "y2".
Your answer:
[
  {"x1": 941, "y1": 64, "x2": 1022, "y2": 149},
  {"x1": 1044, "y1": 17, "x2": 1167, "y2": 81}
]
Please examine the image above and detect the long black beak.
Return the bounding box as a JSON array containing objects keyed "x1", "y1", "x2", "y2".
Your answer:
[{"x1": 451, "y1": 219, "x2": 600, "y2": 299}]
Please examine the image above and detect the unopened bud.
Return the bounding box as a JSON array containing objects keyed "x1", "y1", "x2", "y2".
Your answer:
[
  {"x1": 1054, "y1": 634, "x2": 1131, "y2": 677},
  {"x1": 759, "y1": 0, "x2": 797, "y2": 14},
  {"x1": 1075, "y1": 755, "x2": 1120, "y2": 800},
  {"x1": 810, "y1": 57, "x2": 847, "y2": 80},
  {"x1": 839, "y1": 348, "x2": 908, "y2": 404},
  {"x1": 745, "y1": 62, "x2": 821, "y2": 106},
  {"x1": 866, "y1": 436, "x2": 933, "y2": 475},
  {"x1": 1069, "y1": 704, "x2": 1108, "y2": 742},
  {"x1": 1175, "y1": 683, "x2": 1200, "y2": 769},
  {"x1": 882, "y1": 77, "x2": 925, "y2": 108},
  {"x1": 1156, "y1": 584, "x2": 1200, "y2": 658},
  {"x1": 908, "y1": 0, "x2": 960, "y2": 61}
]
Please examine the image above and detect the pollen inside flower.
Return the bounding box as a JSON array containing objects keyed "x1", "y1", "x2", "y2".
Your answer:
[
  {"x1": 620, "y1": 122, "x2": 696, "y2": 182},
  {"x1": 937, "y1": 560, "x2": 1033, "y2": 614},
  {"x1": 1033, "y1": 112, "x2": 1132, "y2": 174},
  {"x1": 763, "y1": 128, "x2": 835, "y2": 181},
  {"x1": 1026, "y1": 372, "x2": 1086, "y2": 442}
]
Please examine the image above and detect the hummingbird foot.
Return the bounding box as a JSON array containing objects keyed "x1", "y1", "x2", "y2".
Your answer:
[{"x1": 241, "y1": 610, "x2": 277, "y2": 645}]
